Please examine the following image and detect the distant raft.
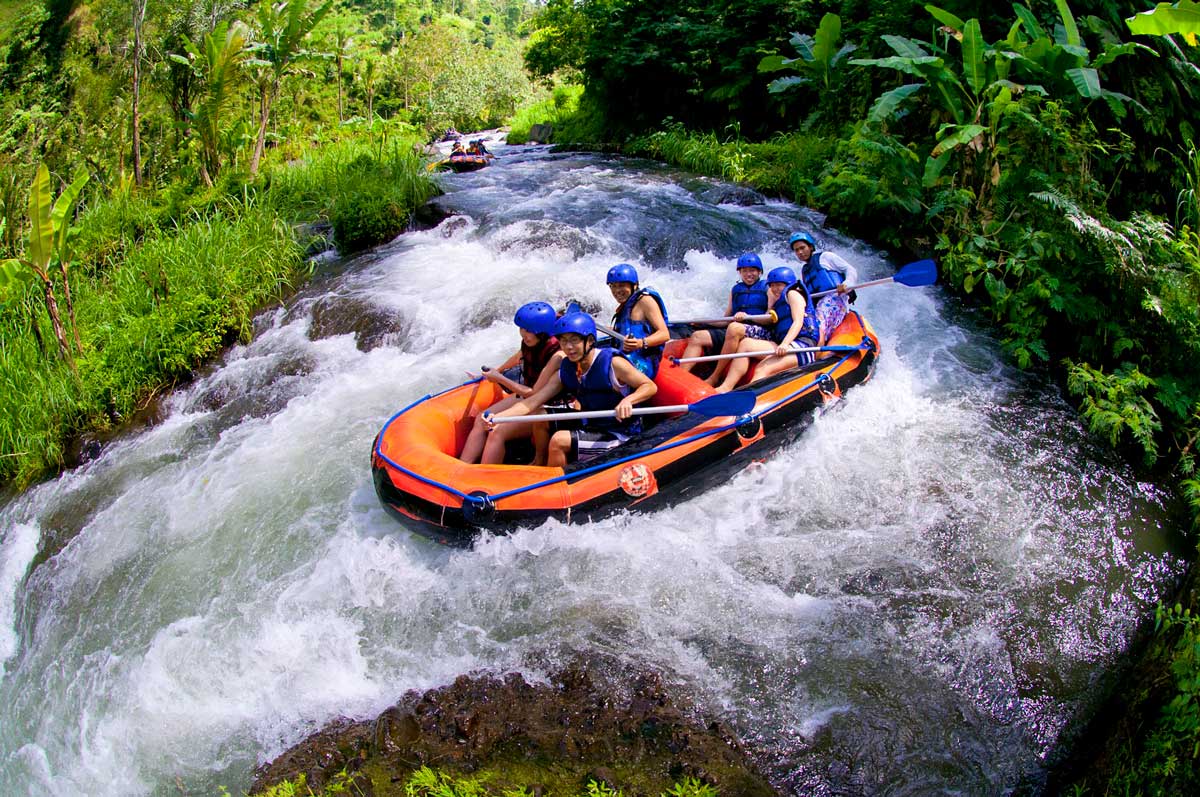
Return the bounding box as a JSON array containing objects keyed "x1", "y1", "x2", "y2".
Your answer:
[
  {"x1": 372, "y1": 311, "x2": 880, "y2": 546},
  {"x1": 429, "y1": 153, "x2": 493, "y2": 172}
]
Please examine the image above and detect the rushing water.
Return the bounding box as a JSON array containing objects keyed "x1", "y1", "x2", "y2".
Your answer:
[{"x1": 0, "y1": 137, "x2": 1189, "y2": 796}]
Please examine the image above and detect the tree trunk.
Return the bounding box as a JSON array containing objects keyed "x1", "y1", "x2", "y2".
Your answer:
[
  {"x1": 250, "y1": 82, "x2": 273, "y2": 176},
  {"x1": 58, "y1": 261, "x2": 81, "y2": 352},
  {"x1": 336, "y1": 53, "x2": 344, "y2": 122},
  {"x1": 131, "y1": 0, "x2": 146, "y2": 186},
  {"x1": 39, "y1": 275, "x2": 75, "y2": 370}
]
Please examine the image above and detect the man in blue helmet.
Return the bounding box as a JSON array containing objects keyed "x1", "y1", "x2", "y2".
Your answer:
[
  {"x1": 679, "y1": 252, "x2": 770, "y2": 386},
  {"x1": 606, "y1": 263, "x2": 670, "y2": 378},
  {"x1": 482, "y1": 311, "x2": 657, "y2": 467},
  {"x1": 460, "y1": 302, "x2": 564, "y2": 465},
  {"x1": 788, "y1": 231, "x2": 856, "y2": 347}
]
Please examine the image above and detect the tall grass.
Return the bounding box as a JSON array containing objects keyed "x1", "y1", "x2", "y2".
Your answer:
[
  {"x1": 0, "y1": 127, "x2": 435, "y2": 488},
  {"x1": 506, "y1": 84, "x2": 585, "y2": 145},
  {"x1": 625, "y1": 127, "x2": 836, "y2": 204},
  {"x1": 264, "y1": 133, "x2": 439, "y2": 253}
]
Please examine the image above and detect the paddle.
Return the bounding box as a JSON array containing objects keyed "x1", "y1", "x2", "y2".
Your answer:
[
  {"x1": 486, "y1": 390, "x2": 757, "y2": 424},
  {"x1": 672, "y1": 344, "x2": 862, "y2": 365},
  {"x1": 811, "y1": 258, "x2": 938, "y2": 299},
  {"x1": 674, "y1": 312, "x2": 776, "y2": 327}
]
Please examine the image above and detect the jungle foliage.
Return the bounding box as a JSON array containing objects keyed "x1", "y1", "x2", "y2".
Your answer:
[
  {"x1": 524, "y1": 4, "x2": 1200, "y2": 790},
  {"x1": 0, "y1": 1, "x2": 539, "y2": 486}
]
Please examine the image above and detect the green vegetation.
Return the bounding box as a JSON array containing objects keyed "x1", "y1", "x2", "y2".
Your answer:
[
  {"x1": 0, "y1": 1, "x2": 534, "y2": 487},
  {"x1": 252, "y1": 766, "x2": 721, "y2": 797},
  {"x1": 505, "y1": 83, "x2": 583, "y2": 144},
  {"x1": 516, "y1": 1, "x2": 1200, "y2": 792}
]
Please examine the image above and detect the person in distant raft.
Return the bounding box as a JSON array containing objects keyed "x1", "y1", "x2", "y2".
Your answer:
[
  {"x1": 606, "y1": 263, "x2": 670, "y2": 378},
  {"x1": 482, "y1": 312, "x2": 657, "y2": 467},
  {"x1": 712, "y1": 266, "x2": 819, "y2": 393},
  {"x1": 788, "y1": 231, "x2": 855, "y2": 347},
  {"x1": 460, "y1": 302, "x2": 565, "y2": 466},
  {"x1": 678, "y1": 252, "x2": 770, "y2": 386}
]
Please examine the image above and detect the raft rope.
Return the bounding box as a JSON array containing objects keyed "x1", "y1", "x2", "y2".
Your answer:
[{"x1": 374, "y1": 332, "x2": 876, "y2": 508}]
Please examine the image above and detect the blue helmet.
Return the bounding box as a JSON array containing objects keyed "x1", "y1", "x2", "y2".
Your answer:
[
  {"x1": 513, "y1": 301, "x2": 557, "y2": 335},
  {"x1": 553, "y1": 311, "x2": 596, "y2": 339},
  {"x1": 767, "y1": 266, "x2": 796, "y2": 285},
  {"x1": 788, "y1": 231, "x2": 816, "y2": 248},
  {"x1": 606, "y1": 263, "x2": 639, "y2": 285},
  {"x1": 736, "y1": 253, "x2": 763, "y2": 271}
]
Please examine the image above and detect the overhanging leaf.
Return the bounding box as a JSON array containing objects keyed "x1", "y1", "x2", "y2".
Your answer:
[
  {"x1": 767, "y1": 76, "x2": 811, "y2": 93},
  {"x1": 925, "y1": 4, "x2": 966, "y2": 31},
  {"x1": 1126, "y1": 1, "x2": 1200, "y2": 38},
  {"x1": 881, "y1": 34, "x2": 930, "y2": 59},
  {"x1": 0, "y1": 258, "x2": 35, "y2": 299},
  {"x1": 758, "y1": 54, "x2": 789, "y2": 73},
  {"x1": 867, "y1": 83, "x2": 924, "y2": 122},
  {"x1": 1066, "y1": 66, "x2": 1102, "y2": 98},
  {"x1": 932, "y1": 123, "x2": 986, "y2": 156}
]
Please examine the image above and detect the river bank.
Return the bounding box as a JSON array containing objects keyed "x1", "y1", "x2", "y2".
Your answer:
[{"x1": 0, "y1": 124, "x2": 439, "y2": 491}]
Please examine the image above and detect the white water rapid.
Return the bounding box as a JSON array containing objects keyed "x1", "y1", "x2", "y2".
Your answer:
[{"x1": 0, "y1": 138, "x2": 1187, "y2": 795}]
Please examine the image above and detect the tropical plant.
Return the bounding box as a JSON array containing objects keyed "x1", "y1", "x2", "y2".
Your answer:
[
  {"x1": 1127, "y1": 0, "x2": 1200, "y2": 42},
  {"x1": 248, "y1": 0, "x2": 333, "y2": 175},
  {"x1": 169, "y1": 20, "x2": 253, "y2": 186},
  {"x1": 0, "y1": 164, "x2": 83, "y2": 368},
  {"x1": 758, "y1": 13, "x2": 857, "y2": 94}
]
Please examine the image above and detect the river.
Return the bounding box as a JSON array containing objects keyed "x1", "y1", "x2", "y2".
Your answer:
[{"x1": 0, "y1": 139, "x2": 1188, "y2": 795}]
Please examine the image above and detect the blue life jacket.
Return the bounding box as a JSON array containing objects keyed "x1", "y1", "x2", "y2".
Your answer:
[
  {"x1": 730, "y1": 280, "x2": 769, "y2": 315},
  {"x1": 769, "y1": 284, "x2": 819, "y2": 345},
  {"x1": 801, "y1": 252, "x2": 845, "y2": 297},
  {"x1": 611, "y1": 287, "x2": 668, "y2": 378},
  {"x1": 558, "y1": 348, "x2": 641, "y2": 432}
]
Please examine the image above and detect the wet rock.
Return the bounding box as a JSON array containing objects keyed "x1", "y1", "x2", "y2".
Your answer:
[
  {"x1": 698, "y1": 185, "x2": 767, "y2": 206},
  {"x1": 492, "y1": 220, "x2": 600, "y2": 259},
  {"x1": 250, "y1": 661, "x2": 780, "y2": 796},
  {"x1": 527, "y1": 123, "x2": 554, "y2": 144},
  {"x1": 307, "y1": 295, "x2": 407, "y2": 352},
  {"x1": 411, "y1": 200, "x2": 455, "y2": 231}
]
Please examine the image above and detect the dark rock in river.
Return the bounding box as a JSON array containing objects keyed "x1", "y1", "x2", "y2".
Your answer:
[
  {"x1": 697, "y1": 185, "x2": 767, "y2": 207},
  {"x1": 307, "y1": 295, "x2": 407, "y2": 352},
  {"x1": 249, "y1": 664, "x2": 779, "y2": 796}
]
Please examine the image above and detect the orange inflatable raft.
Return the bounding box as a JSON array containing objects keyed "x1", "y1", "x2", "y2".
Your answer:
[{"x1": 372, "y1": 310, "x2": 880, "y2": 545}]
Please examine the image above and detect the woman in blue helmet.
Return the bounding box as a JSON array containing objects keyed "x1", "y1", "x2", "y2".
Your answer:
[
  {"x1": 712, "y1": 266, "x2": 819, "y2": 393},
  {"x1": 460, "y1": 301, "x2": 565, "y2": 465},
  {"x1": 482, "y1": 312, "x2": 657, "y2": 467},
  {"x1": 679, "y1": 252, "x2": 770, "y2": 386},
  {"x1": 788, "y1": 231, "x2": 855, "y2": 346},
  {"x1": 606, "y1": 263, "x2": 670, "y2": 378}
]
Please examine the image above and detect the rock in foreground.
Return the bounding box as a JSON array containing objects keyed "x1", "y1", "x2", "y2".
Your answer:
[{"x1": 250, "y1": 665, "x2": 779, "y2": 796}]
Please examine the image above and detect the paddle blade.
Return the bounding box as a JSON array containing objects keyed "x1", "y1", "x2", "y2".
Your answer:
[
  {"x1": 690, "y1": 390, "x2": 757, "y2": 417},
  {"x1": 893, "y1": 259, "x2": 938, "y2": 288}
]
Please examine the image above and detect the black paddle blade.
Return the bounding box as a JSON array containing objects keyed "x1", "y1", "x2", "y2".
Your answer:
[{"x1": 894, "y1": 259, "x2": 938, "y2": 287}]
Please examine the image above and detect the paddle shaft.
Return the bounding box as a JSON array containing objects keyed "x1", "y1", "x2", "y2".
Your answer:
[
  {"x1": 812, "y1": 276, "x2": 890, "y2": 299},
  {"x1": 675, "y1": 312, "x2": 776, "y2": 326},
  {"x1": 673, "y1": 344, "x2": 861, "y2": 364},
  {"x1": 489, "y1": 403, "x2": 694, "y2": 424}
]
